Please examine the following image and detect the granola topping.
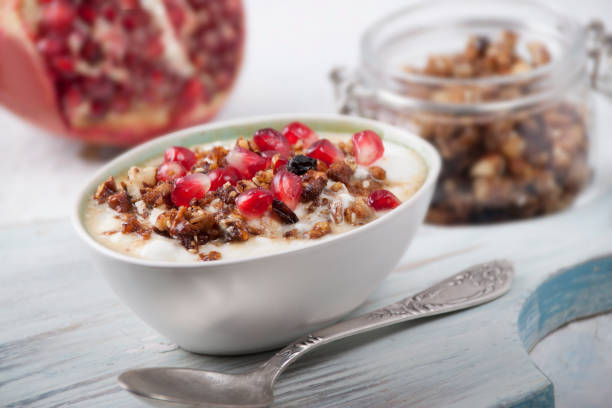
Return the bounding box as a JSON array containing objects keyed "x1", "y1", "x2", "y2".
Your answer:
[{"x1": 86, "y1": 125, "x2": 427, "y2": 262}]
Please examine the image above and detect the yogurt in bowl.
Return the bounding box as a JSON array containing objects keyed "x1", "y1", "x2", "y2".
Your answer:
[{"x1": 73, "y1": 114, "x2": 440, "y2": 354}]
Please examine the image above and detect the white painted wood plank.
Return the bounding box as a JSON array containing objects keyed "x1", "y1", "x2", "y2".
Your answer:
[{"x1": 1, "y1": 190, "x2": 612, "y2": 407}]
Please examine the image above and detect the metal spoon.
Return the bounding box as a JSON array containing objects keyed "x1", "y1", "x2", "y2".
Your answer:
[{"x1": 119, "y1": 259, "x2": 513, "y2": 408}]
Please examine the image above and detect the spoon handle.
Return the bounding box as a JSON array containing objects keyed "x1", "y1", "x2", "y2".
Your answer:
[{"x1": 260, "y1": 259, "x2": 514, "y2": 382}]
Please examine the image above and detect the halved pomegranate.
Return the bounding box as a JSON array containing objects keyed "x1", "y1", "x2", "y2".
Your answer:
[
  {"x1": 352, "y1": 130, "x2": 384, "y2": 165},
  {"x1": 367, "y1": 189, "x2": 401, "y2": 211},
  {"x1": 282, "y1": 121, "x2": 318, "y2": 147},
  {"x1": 226, "y1": 146, "x2": 266, "y2": 179},
  {"x1": 252, "y1": 128, "x2": 290, "y2": 157},
  {"x1": 270, "y1": 170, "x2": 302, "y2": 210},
  {"x1": 171, "y1": 172, "x2": 210, "y2": 207},
  {"x1": 235, "y1": 188, "x2": 273, "y2": 218},
  {"x1": 208, "y1": 166, "x2": 241, "y2": 191},
  {"x1": 305, "y1": 139, "x2": 344, "y2": 165},
  {"x1": 0, "y1": 0, "x2": 245, "y2": 146}
]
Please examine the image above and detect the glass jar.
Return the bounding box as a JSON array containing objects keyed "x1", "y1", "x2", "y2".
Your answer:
[{"x1": 332, "y1": 0, "x2": 612, "y2": 224}]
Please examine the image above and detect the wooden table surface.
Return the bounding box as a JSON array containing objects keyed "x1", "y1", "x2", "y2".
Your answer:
[{"x1": 2, "y1": 1, "x2": 612, "y2": 406}]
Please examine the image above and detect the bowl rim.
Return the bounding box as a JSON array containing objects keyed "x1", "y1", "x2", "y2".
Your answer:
[{"x1": 72, "y1": 113, "x2": 441, "y2": 269}]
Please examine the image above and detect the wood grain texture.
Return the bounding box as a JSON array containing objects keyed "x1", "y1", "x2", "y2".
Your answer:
[{"x1": 1, "y1": 191, "x2": 612, "y2": 407}]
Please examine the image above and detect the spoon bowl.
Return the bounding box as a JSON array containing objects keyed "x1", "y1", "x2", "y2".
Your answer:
[{"x1": 119, "y1": 368, "x2": 273, "y2": 408}]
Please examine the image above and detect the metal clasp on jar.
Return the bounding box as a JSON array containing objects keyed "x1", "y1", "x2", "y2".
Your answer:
[{"x1": 587, "y1": 20, "x2": 612, "y2": 96}]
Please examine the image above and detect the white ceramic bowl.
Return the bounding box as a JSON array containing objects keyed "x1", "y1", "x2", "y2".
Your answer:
[{"x1": 72, "y1": 114, "x2": 441, "y2": 355}]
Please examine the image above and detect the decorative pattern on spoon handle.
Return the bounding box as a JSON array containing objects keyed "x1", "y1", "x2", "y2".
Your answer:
[{"x1": 368, "y1": 260, "x2": 513, "y2": 319}]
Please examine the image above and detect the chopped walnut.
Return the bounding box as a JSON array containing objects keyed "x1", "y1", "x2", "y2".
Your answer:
[
  {"x1": 306, "y1": 222, "x2": 331, "y2": 239},
  {"x1": 369, "y1": 166, "x2": 386, "y2": 180},
  {"x1": 142, "y1": 182, "x2": 173, "y2": 208},
  {"x1": 301, "y1": 170, "x2": 328, "y2": 201},
  {"x1": 122, "y1": 216, "x2": 151, "y2": 239},
  {"x1": 199, "y1": 251, "x2": 222, "y2": 261},
  {"x1": 344, "y1": 198, "x2": 374, "y2": 225},
  {"x1": 107, "y1": 191, "x2": 132, "y2": 213},
  {"x1": 327, "y1": 161, "x2": 353, "y2": 185},
  {"x1": 94, "y1": 176, "x2": 118, "y2": 204}
]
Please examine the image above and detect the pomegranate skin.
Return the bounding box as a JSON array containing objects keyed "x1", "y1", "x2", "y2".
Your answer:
[{"x1": 0, "y1": 0, "x2": 245, "y2": 146}]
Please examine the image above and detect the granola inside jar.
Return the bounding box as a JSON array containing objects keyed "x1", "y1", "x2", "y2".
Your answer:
[{"x1": 333, "y1": 0, "x2": 596, "y2": 224}]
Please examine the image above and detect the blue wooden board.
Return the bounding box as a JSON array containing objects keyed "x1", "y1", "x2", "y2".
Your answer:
[{"x1": 1, "y1": 190, "x2": 612, "y2": 407}]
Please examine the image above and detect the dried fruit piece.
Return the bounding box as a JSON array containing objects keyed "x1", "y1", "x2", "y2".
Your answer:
[
  {"x1": 287, "y1": 154, "x2": 317, "y2": 175},
  {"x1": 282, "y1": 121, "x2": 318, "y2": 146},
  {"x1": 171, "y1": 173, "x2": 211, "y2": 207},
  {"x1": 253, "y1": 128, "x2": 291, "y2": 157},
  {"x1": 157, "y1": 161, "x2": 187, "y2": 182},
  {"x1": 352, "y1": 130, "x2": 384, "y2": 165},
  {"x1": 164, "y1": 146, "x2": 197, "y2": 170},
  {"x1": 272, "y1": 199, "x2": 299, "y2": 224},
  {"x1": 235, "y1": 188, "x2": 273, "y2": 218},
  {"x1": 306, "y1": 139, "x2": 345, "y2": 165},
  {"x1": 271, "y1": 171, "x2": 303, "y2": 210},
  {"x1": 226, "y1": 146, "x2": 267, "y2": 178},
  {"x1": 367, "y1": 189, "x2": 401, "y2": 211},
  {"x1": 209, "y1": 166, "x2": 241, "y2": 191}
]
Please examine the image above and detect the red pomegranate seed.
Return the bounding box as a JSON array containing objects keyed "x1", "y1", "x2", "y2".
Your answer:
[
  {"x1": 352, "y1": 130, "x2": 384, "y2": 165},
  {"x1": 77, "y1": 4, "x2": 96, "y2": 24},
  {"x1": 226, "y1": 146, "x2": 266, "y2": 179},
  {"x1": 36, "y1": 36, "x2": 67, "y2": 56},
  {"x1": 51, "y1": 56, "x2": 75, "y2": 75},
  {"x1": 179, "y1": 78, "x2": 207, "y2": 109},
  {"x1": 171, "y1": 173, "x2": 211, "y2": 207},
  {"x1": 163, "y1": 146, "x2": 197, "y2": 170},
  {"x1": 235, "y1": 188, "x2": 274, "y2": 218},
  {"x1": 253, "y1": 128, "x2": 290, "y2": 157},
  {"x1": 367, "y1": 190, "x2": 401, "y2": 211},
  {"x1": 209, "y1": 166, "x2": 241, "y2": 191},
  {"x1": 157, "y1": 161, "x2": 187, "y2": 182},
  {"x1": 270, "y1": 171, "x2": 303, "y2": 210},
  {"x1": 306, "y1": 139, "x2": 344, "y2": 165},
  {"x1": 282, "y1": 121, "x2": 318, "y2": 147},
  {"x1": 42, "y1": 0, "x2": 75, "y2": 31}
]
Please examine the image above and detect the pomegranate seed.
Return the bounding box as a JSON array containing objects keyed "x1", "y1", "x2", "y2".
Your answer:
[
  {"x1": 270, "y1": 171, "x2": 303, "y2": 210},
  {"x1": 164, "y1": 146, "x2": 197, "y2": 170},
  {"x1": 226, "y1": 146, "x2": 266, "y2": 179},
  {"x1": 235, "y1": 188, "x2": 273, "y2": 218},
  {"x1": 36, "y1": 36, "x2": 67, "y2": 56},
  {"x1": 352, "y1": 130, "x2": 384, "y2": 165},
  {"x1": 80, "y1": 40, "x2": 103, "y2": 64},
  {"x1": 282, "y1": 121, "x2": 318, "y2": 147},
  {"x1": 157, "y1": 161, "x2": 187, "y2": 182},
  {"x1": 102, "y1": 5, "x2": 118, "y2": 21},
  {"x1": 179, "y1": 78, "x2": 207, "y2": 109},
  {"x1": 305, "y1": 139, "x2": 344, "y2": 165},
  {"x1": 171, "y1": 173, "x2": 210, "y2": 207},
  {"x1": 209, "y1": 166, "x2": 241, "y2": 191},
  {"x1": 367, "y1": 190, "x2": 401, "y2": 211},
  {"x1": 253, "y1": 128, "x2": 290, "y2": 157},
  {"x1": 77, "y1": 4, "x2": 96, "y2": 24},
  {"x1": 42, "y1": 0, "x2": 75, "y2": 31},
  {"x1": 146, "y1": 36, "x2": 164, "y2": 58},
  {"x1": 51, "y1": 56, "x2": 75, "y2": 75}
]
